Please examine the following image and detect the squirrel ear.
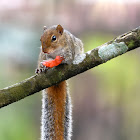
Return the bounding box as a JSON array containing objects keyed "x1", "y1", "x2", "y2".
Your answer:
[
  {"x1": 56, "y1": 24, "x2": 63, "y2": 35},
  {"x1": 43, "y1": 26, "x2": 47, "y2": 31}
]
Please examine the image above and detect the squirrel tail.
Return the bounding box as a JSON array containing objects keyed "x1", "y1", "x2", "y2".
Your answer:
[{"x1": 41, "y1": 81, "x2": 72, "y2": 140}]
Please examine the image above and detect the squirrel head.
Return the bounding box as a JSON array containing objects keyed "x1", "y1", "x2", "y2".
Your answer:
[{"x1": 40, "y1": 24, "x2": 64, "y2": 54}]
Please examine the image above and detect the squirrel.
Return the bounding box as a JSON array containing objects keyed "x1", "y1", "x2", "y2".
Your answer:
[{"x1": 36, "y1": 24, "x2": 84, "y2": 140}]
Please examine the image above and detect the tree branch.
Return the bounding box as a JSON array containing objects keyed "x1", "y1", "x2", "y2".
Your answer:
[{"x1": 0, "y1": 27, "x2": 140, "y2": 108}]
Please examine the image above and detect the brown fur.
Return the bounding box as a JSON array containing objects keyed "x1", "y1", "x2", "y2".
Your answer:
[
  {"x1": 41, "y1": 25, "x2": 65, "y2": 54},
  {"x1": 39, "y1": 25, "x2": 84, "y2": 140},
  {"x1": 46, "y1": 81, "x2": 67, "y2": 140}
]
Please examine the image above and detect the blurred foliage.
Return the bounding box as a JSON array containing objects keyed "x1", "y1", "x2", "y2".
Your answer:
[
  {"x1": 0, "y1": 29, "x2": 140, "y2": 140},
  {"x1": 0, "y1": 0, "x2": 140, "y2": 139},
  {"x1": 83, "y1": 33, "x2": 140, "y2": 105},
  {"x1": 0, "y1": 24, "x2": 41, "y2": 140},
  {"x1": 76, "y1": 33, "x2": 140, "y2": 140},
  {"x1": 0, "y1": 27, "x2": 140, "y2": 139}
]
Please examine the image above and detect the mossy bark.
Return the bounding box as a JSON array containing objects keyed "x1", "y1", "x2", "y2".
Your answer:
[{"x1": 0, "y1": 26, "x2": 140, "y2": 108}]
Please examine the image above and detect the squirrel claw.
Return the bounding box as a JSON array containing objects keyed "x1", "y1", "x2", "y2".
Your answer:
[
  {"x1": 35, "y1": 68, "x2": 39, "y2": 74},
  {"x1": 35, "y1": 68, "x2": 48, "y2": 74},
  {"x1": 60, "y1": 56, "x2": 64, "y2": 60},
  {"x1": 40, "y1": 62, "x2": 45, "y2": 68}
]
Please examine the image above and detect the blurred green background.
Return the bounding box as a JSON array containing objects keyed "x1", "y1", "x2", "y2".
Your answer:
[{"x1": 0, "y1": 0, "x2": 140, "y2": 140}]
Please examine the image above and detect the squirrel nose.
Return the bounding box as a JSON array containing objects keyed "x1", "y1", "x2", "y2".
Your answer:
[
  {"x1": 44, "y1": 51, "x2": 50, "y2": 54},
  {"x1": 42, "y1": 48, "x2": 48, "y2": 53}
]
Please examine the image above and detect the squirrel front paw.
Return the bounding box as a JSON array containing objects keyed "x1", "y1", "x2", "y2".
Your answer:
[{"x1": 35, "y1": 68, "x2": 48, "y2": 74}]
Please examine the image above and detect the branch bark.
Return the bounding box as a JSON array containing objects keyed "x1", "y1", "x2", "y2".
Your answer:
[{"x1": 0, "y1": 27, "x2": 140, "y2": 108}]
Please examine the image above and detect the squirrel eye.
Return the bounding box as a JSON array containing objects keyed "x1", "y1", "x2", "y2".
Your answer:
[{"x1": 51, "y1": 35, "x2": 56, "y2": 41}]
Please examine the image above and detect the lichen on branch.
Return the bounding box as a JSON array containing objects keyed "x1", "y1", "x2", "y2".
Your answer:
[{"x1": 0, "y1": 26, "x2": 140, "y2": 108}]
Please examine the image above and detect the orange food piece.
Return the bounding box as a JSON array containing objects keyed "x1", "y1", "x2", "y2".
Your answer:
[{"x1": 42, "y1": 56, "x2": 64, "y2": 68}]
